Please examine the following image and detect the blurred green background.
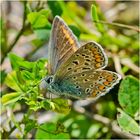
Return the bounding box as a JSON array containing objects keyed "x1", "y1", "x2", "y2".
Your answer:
[{"x1": 1, "y1": 1, "x2": 139, "y2": 139}]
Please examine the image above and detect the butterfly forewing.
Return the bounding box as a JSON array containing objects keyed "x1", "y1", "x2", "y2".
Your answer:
[
  {"x1": 48, "y1": 16, "x2": 80, "y2": 75},
  {"x1": 55, "y1": 42, "x2": 108, "y2": 80},
  {"x1": 60, "y1": 70, "x2": 121, "y2": 99}
]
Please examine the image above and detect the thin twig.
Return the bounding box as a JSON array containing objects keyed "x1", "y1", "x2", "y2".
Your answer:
[
  {"x1": 121, "y1": 58, "x2": 140, "y2": 74},
  {"x1": 93, "y1": 20, "x2": 140, "y2": 32},
  {"x1": 1, "y1": 1, "x2": 27, "y2": 64},
  {"x1": 73, "y1": 102, "x2": 139, "y2": 139},
  {"x1": 112, "y1": 54, "x2": 125, "y2": 78}
]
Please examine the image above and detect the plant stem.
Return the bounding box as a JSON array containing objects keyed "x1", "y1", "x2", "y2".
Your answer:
[
  {"x1": 1, "y1": 1, "x2": 27, "y2": 64},
  {"x1": 93, "y1": 20, "x2": 140, "y2": 32}
]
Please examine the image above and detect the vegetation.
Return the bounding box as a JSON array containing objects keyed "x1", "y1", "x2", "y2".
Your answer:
[{"x1": 1, "y1": 1, "x2": 139, "y2": 139}]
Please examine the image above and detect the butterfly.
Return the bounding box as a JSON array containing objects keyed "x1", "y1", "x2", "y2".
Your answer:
[{"x1": 44, "y1": 16, "x2": 121, "y2": 99}]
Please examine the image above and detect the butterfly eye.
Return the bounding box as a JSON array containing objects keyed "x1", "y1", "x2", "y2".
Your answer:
[{"x1": 45, "y1": 76, "x2": 53, "y2": 84}]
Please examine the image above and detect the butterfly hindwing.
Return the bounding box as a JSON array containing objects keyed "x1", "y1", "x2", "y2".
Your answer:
[
  {"x1": 48, "y1": 16, "x2": 79, "y2": 75},
  {"x1": 55, "y1": 42, "x2": 108, "y2": 80},
  {"x1": 59, "y1": 70, "x2": 121, "y2": 99}
]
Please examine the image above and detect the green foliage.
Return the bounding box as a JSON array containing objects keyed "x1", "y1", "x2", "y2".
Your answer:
[
  {"x1": 117, "y1": 76, "x2": 139, "y2": 135},
  {"x1": 27, "y1": 9, "x2": 51, "y2": 41},
  {"x1": 91, "y1": 4, "x2": 105, "y2": 33},
  {"x1": 60, "y1": 111, "x2": 110, "y2": 139},
  {"x1": 118, "y1": 75, "x2": 139, "y2": 116},
  {"x1": 117, "y1": 108, "x2": 140, "y2": 135},
  {"x1": 1, "y1": 1, "x2": 139, "y2": 139},
  {"x1": 47, "y1": 1, "x2": 63, "y2": 17},
  {"x1": 24, "y1": 118, "x2": 37, "y2": 136},
  {"x1": 0, "y1": 70, "x2": 7, "y2": 84},
  {"x1": 35, "y1": 122, "x2": 70, "y2": 139},
  {"x1": 68, "y1": 25, "x2": 81, "y2": 39},
  {"x1": 2, "y1": 92, "x2": 21, "y2": 105},
  {"x1": 43, "y1": 98, "x2": 71, "y2": 114}
]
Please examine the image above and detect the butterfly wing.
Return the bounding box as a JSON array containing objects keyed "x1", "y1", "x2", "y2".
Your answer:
[
  {"x1": 55, "y1": 41, "x2": 108, "y2": 80},
  {"x1": 48, "y1": 16, "x2": 80, "y2": 75},
  {"x1": 59, "y1": 70, "x2": 121, "y2": 99}
]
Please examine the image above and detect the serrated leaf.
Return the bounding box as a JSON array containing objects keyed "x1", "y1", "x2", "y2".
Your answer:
[
  {"x1": 2, "y1": 92, "x2": 21, "y2": 105},
  {"x1": 5, "y1": 71, "x2": 22, "y2": 92},
  {"x1": 35, "y1": 123, "x2": 70, "y2": 139},
  {"x1": 118, "y1": 75, "x2": 139, "y2": 116},
  {"x1": 117, "y1": 108, "x2": 140, "y2": 135}
]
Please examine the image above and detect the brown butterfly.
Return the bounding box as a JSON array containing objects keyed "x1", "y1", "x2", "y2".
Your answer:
[{"x1": 44, "y1": 16, "x2": 121, "y2": 99}]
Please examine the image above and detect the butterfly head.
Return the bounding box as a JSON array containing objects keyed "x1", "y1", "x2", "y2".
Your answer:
[{"x1": 44, "y1": 75, "x2": 54, "y2": 86}]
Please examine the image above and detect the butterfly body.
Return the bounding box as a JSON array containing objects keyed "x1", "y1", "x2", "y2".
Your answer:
[
  {"x1": 45, "y1": 75, "x2": 86, "y2": 99},
  {"x1": 44, "y1": 16, "x2": 121, "y2": 99}
]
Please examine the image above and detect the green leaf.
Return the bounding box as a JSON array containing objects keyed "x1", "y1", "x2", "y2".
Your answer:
[
  {"x1": 0, "y1": 70, "x2": 7, "y2": 84},
  {"x1": 91, "y1": 4, "x2": 105, "y2": 33},
  {"x1": 39, "y1": 9, "x2": 50, "y2": 18},
  {"x1": 47, "y1": 1, "x2": 63, "y2": 17},
  {"x1": 5, "y1": 71, "x2": 22, "y2": 92},
  {"x1": 33, "y1": 59, "x2": 48, "y2": 79},
  {"x1": 21, "y1": 70, "x2": 34, "y2": 81},
  {"x1": 35, "y1": 123, "x2": 70, "y2": 139},
  {"x1": 31, "y1": 39, "x2": 44, "y2": 48},
  {"x1": 27, "y1": 12, "x2": 51, "y2": 29},
  {"x1": 118, "y1": 75, "x2": 139, "y2": 116},
  {"x1": 43, "y1": 98, "x2": 71, "y2": 114},
  {"x1": 8, "y1": 53, "x2": 34, "y2": 71},
  {"x1": 2, "y1": 92, "x2": 21, "y2": 105},
  {"x1": 34, "y1": 29, "x2": 50, "y2": 40},
  {"x1": 117, "y1": 108, "x2": 140, "y2": 135},
  {"x1": 24, "y1": 119, "x2": 37, "y2": 135}
]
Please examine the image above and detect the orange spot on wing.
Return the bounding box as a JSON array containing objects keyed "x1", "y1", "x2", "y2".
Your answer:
[
  {"x1": 96, "y1": 58, "x2": 101, "y2": 62},
  {"x1": 65, "y1": 33, "x2": 70, "y2": 39},
  {"x1": 99, "y1": 85, "x2": 105, "y2": 91},
  {"x1": 95, "y1": 63, "x2": 101, "y2": 68},
  {"x1": 92, "y1": 92, "x2": 96, "y2": 97},
  {"x1": 95, "y1": 54, "x2": 101, "y2": 58},
  {"x1": 103, "y1": 81, "x2": 109, "y2": 86},
  {"x1": 69, "y1": 39, "x2": 74, "y2": 45},
  {"x1": 107, "y1": 76, "x2": 113, "y2": 82}
]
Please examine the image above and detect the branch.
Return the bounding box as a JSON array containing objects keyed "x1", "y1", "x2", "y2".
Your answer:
[
  {"x1": 1, "y1": 1, "x2": 27, "y2": 64},
  {"x1": 121, "y1": 58, "x2": 140, "y2": 74},
  {"x1": 73, "y1": 101, "x2": 139, "y2": 139},
  {"x1": 112, "y1": 54, "x2": 125, "y2": 78}
]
